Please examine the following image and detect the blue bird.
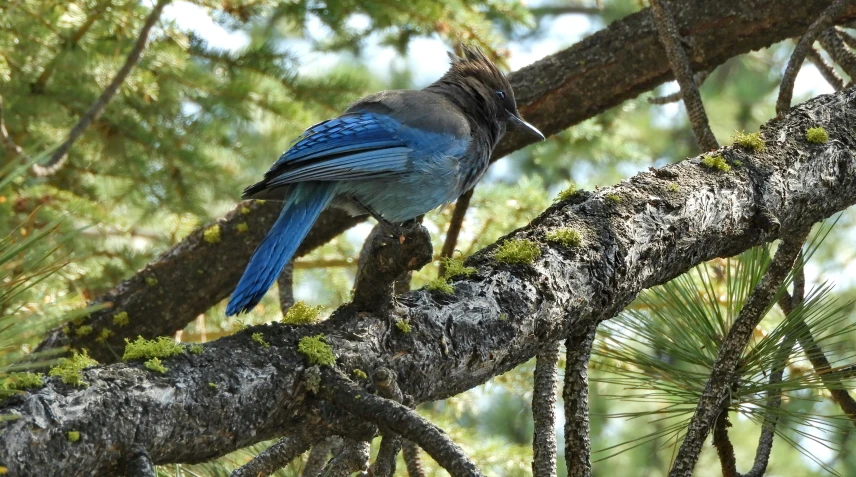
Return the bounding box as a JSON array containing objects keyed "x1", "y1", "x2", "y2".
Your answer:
[{"x1": 226, "y1": 46, "x2": 544, "y2": 315}]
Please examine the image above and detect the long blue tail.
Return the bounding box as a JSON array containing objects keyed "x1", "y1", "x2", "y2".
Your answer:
[{"x1": 226, "y1": 183, "x2": 336, "y2": 315}]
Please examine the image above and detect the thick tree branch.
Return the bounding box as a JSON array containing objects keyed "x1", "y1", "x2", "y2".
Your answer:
[
  {"x1": 819, "y1": 27, "x2": 856, "y2": 79},
  {"x1": 31, "y1": 0, "x2": 172, "y2": 177},
  {"x1": 5, "y1": 76, "x2": 856, "y2": 477},
  {"x1": 403, "y1": 440, "x2": 427, "y2": 477},
  {"x1": 34, "y1": 0, "x2": 856, "y2": 362},
  {"x1": 302, "y1": 437, "x2": 342, "y2": 477},
  {"x1": 319, "y1": 439, "x2": 370, "y2": 477}
]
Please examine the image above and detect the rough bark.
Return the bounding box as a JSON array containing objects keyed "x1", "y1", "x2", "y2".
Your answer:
[
  {"x1": 3, "y1": 85, "x2": 856, "y2": 476},
  {"x1": 532, "y1": 342, "x2": 560, "y2": 477},
  {"x1": 34, "y1": 0, "x2": 856, "y2": 362}
]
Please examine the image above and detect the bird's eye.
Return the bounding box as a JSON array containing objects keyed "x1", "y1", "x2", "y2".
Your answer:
[{"x1": 496, "y1": 91, "x2": 506, "y2": 100}]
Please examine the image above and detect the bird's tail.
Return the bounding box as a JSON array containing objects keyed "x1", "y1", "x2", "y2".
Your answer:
[{"x1": 226, "y1": 183, "x2": 336, "y2": 316}]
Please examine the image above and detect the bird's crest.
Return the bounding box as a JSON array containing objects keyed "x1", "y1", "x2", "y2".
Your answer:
[{"x1": 443, "y1": 45, "x2": 506, "y2": 84}]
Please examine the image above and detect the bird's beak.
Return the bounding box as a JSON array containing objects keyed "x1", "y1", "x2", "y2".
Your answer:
[{"x1": 507, "y1": 111, "x2": 545, "y2": 141}]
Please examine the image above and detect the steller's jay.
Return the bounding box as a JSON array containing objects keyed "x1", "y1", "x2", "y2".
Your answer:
[{"x1": 226, "y1": 45, "x2": 544, "y2": 315}]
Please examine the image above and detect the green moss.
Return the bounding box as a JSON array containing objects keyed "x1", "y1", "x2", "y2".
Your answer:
[
  {"x1": 2, "y1": 372, "x2": 45, "y2": 391},
  {"x1": 732, "y1": 130, "x2": 765, "y2": 152},
  {"x1": 297, "y1": 335, "x2": 335, "y2": 366},
  {"x1": 188, "y1": 344, "x2": 204, "y2": 355},
  {"x1": 208, "y1": 382, "x2": 218, "y2": 389},
  {"x1": 733, "y1": 160, "x2": 743, "y2": 167},
  {"x1": 668, "y1": 182, "x2": 680, "y2": 192},
  {"x1": 234, "y1": 320, "x2": 248, "y2": 331},
  {"x1": 701, "y1": 154, "x2": 731, "y2": 173},
  {"x1": 144, "y1": 357, "x2": 167, "y2": 374},
  {"x1": 203, "y1": 224, "x2": 221, "y2": 244},
  {"x1": 48, "y1": 351, "x2": 98, "y2": 387},
  {"x1": 806, "y1": 126, "x2": 829, "y2": 144},
  {"x1": 62, "y1": 325, "x2": 71, "y2": 335},
  {"x1": 425, "y1": 277, "x2": 454, "y2": 294},
  {"x1": 352, "y1": 369, "x2": 367, "y2": 379},
  {"x1": 122, "y1": 336, "x2": 183, "y2": 361},
  {"x1": 546, "y1": 227, "x2": 582, "y2": 247},
  {"x1": 112, "y1": 312, "x2": 130, "y2": 327},
  {"x1": 499, "y1": 313, "x2": 508, "y2": 321},
  {"x1": 395, "y1": 319, "x2": 412, "y2": 333},
  {"x1": 236, "y1": 222, "x2": 249, "y2": 233},
  {"x1": 75, "y1": 325, "x2": 93, "y2": 337},
  {"x1": 282, "y1": 301, "x2": 324, "y2": 325},
  {"x1": 95, "y1": 328, "x2": 113, "y2": 344},
  {"x1": 240, "y1": 206, "x2": 251, "y2": 215},
  {"x1": 441, "y1": 257, "x2": 477, "y2": 279},
  {"x1": 145, "y1": 277, "x2": 158, "y2": 287},
  {"x1": 67, "y1": 431, "x2": 80, "y2": 442},
  {"x1": 495, "y1": 239, "x2": 541, "y2": 265},
  {"x1": 605, "y1": 194, "x2": 622, "y2": 204},
  {"x1": 71, "y1": 315, "x2": 87, "y2": 326},
  {"x1": 555, "y1": 184, "x2": 580, "y2": 202},
  {"x1": 251, "y1": 332, "x2": 270, "y2": 348},
  {"x1": 304, "y1": 366, "x2": 321, "y2": 393}
]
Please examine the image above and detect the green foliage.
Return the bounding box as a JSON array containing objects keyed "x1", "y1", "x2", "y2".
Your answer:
[
  {"x1": 297, "y1": 335, "x2": 335, "y2": 366},
  {"x1": 67, "y1": 431, "x2": 80, "y2": 443},
  {"x1": 122, "y1": 336, "x2": 184, "y2": 361},
  {"x1": 701, "y1": 154, "x2": 731, "y2": 172},
  {"x1": 144, "y1": 357, "x2": 167, "y2": 374},
  {"x1": 352, "y1": 369, "x2": 367, "y2": 379},
  {"x1": 592, "y1": 227, "x2": 853, "y2": 473},
  {"x1": 441, "y1": 257, "x2": 478, "y2": 279},
  {"x1": 546, "y1": 227, "x2": 582, "y2": 247},
  {"x1": 495, "y1": 239, "x2": 541, "y2": 264},
  {"x1": 604, "y1": 193, "x2": 622, "y2": 203},
  {"x1": 112, "y1": 312, "x2": 130, "y2": 327},
  {"x1": 251, "y1": 332, "x2": 270, "y2": 348},
  {"x1": 806, "y1": 126, "x2": 829, "y2": 144},
  {"x1": 203, "y1": 225, "x2": 221, "y2": 244},
  {"x1": 555, "y1": 183, "x2": 580, "y2": 202},
  {"x1": 732, "y1": 130, "x2": 766, "y2": 151},
  {"x1": 282, "y1": 301, "x2": 324, "y2": 325},
  {"x1": 425, "y1": 277, "x2": 454, "y2": 293},
  {"x1": 1, "y1": 372, "x2": 44, "y2": 391},
  {"x1": 395, "y1": 319, "x2": 412, "y2": 333},
  {"x1": 48, "y1": 351, "x2": 98, "y2": 387}
]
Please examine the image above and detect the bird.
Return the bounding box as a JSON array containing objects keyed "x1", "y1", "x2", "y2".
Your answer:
[{"x1": 226, "y1": 45, "x2": 544, "y2": 316}]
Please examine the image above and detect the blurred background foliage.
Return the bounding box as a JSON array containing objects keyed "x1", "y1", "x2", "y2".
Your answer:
[{"x1": 1, "y1": 0, "x2": 855, "y2": 475}]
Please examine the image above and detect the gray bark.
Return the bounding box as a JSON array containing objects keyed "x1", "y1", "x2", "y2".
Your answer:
[{"x1": 2, "y1": 85, "x2": 856, "y2": 476}]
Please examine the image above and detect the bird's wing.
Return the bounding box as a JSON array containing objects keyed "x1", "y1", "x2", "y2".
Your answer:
[{"x1": 244, "y1": 108, "x2": 469, "y2": 198}]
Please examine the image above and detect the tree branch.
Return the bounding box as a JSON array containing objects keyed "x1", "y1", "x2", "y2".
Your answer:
[
  {"x1": 302, "y1": 437, "x2": 342, "y2": 477},
  {"x1": 5, "y1": 74, "x2": 856, "y2": 477},
  {"x1": 669, "y1": 230, "x2": 809, "y2": 476},
  {"x1": 777, "y1": 0, "x2": 849, "y2": 115},
  {"x1": 32, "y1": 0, "x2": 856, "y2": 362},
  {"x1": 819, "y1": 27, "x2": 856, "y2": 79},
  {"x1": 319, "y1": 439, "x2": 370, "y2": 477},
  {"x1": 564, "y1": 324, "x2": 598, "y2": 477},
  {"x1": 403, "y1": 440, "x2": 427, "y2": 477},
  {"x1": 231, "y1": 429, "x2": 324, "y2": 477},
  {"x1": 650, "y1": 0, "x2": 718, "y2": 150},
  {"x1": 31, "y1": 0, "x2": 172, "y2": 177},
  {"x1": 807, "y1": 47, "x2": 846, "y2": 90},
  {"x1": 438, "y1": 189, "x2": 474, "y2": 277},
  {"x1": 532, "y1": 341, "x2": 560, "y2": 477}
]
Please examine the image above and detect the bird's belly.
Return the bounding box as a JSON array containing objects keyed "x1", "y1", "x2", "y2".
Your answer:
[{"x1": 334, "y1": 173, "x2": 462, "y2": 223}]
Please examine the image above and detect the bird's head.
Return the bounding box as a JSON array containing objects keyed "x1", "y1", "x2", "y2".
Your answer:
[{"x1": 438, "y1": 45, "x2": 544, "y2": 141}]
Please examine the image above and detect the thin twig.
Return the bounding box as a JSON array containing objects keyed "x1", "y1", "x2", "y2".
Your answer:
[
  {"x1": 31, "y1": 0, "x2": 171, "y2": 177},
  {"x1": 669, "y1": 230, "x2": 809, "y2": 477},
  {"x1": 403, "y1": 440, "x2": 427, "y2": 477},
  {"x1": 438, "y1": 189, "x2": 474, "y2": 277},
  {"x1": 532, "y1": 341, "x2": 560, "y2": 477},
  {"x1": 278, "y1": 261, "x2": 295, "y2": 316},
  {"x1": 369, "y1": 368, "x2": 406, "y2": 477},
  {"x1": 231, "y1": 430, "x2": 323, "y2": 477},
  {"x1": 650, "y1": 0, "x2": 718, "y2": 150},
  {"x1": 819, "y1": 28, "x2": 856, "y2": 79},
  {"x1": 839, "y1": 27, "x2": 856, "y2": 49},
  {"x1": 777, "y1": 0, "x2": 849, "y2": 115},
  {"x1": 648, "y1": 71, "x2": 710, "y2": 105},
  {"x1": 564, "y1": 324, "x2": 598, "y2": 477},
  {"x1": 302, "y1": 437, "x2": 342, "y2": 477},
  {"x1": 320, "y1": 439, "x2": 370, "y2": 477},
  {"x1": 807, "y1": 47, "x2": 846, "y2": 90},
  {"x1": 323, "y1": 369, "x2": 485, "y2": 477}
]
